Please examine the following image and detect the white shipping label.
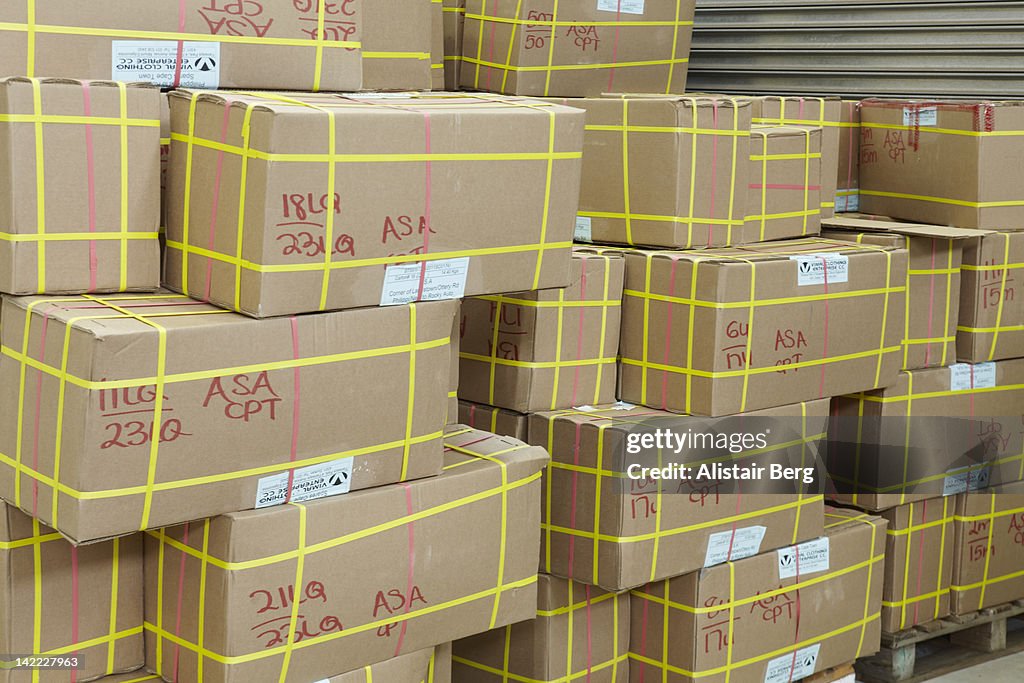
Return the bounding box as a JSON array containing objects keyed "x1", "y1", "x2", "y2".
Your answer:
[
  {"x1": 112, "y1": 41, "x2": 220, "y2": 88},
  {"x1": 950, "y1": 362, "x2": 996, "y2": 391},
  {"x1": 597, "y1": 0, "x2": 645, "y2": 14},
  {"x1": 255, "y1": 458, "x2": 354, "y2": 509},
  {"x1": 943, "y1": 465, "x2": 991, "y2": 496},
  {"x1": 777, "y1": 537, "x2": 830, "y2": 579},
  {"x1": 704, "y1": 526, "x2": 767, "y2": 567},
  {"x1": 763, "y1": 644, "x2": 821, "y2": 683},
  {"x1": 575, "y1": 215, "x2": 593, "y2": 243},
  {"x1": 790, "y1": 254, "x2": 850, "y2": 286},
  {"x1": 903, "y1": 106, "x2": 938, "y2": 127},
  {"x1": 380, "y1": 257, "x2": 470, "y2": 306}
]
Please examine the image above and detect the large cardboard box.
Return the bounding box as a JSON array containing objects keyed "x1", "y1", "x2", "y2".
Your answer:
[
  {"x1": 836, "y1": 101, "x2": 861, "y2": 213},
  {"x1": 0, "y1": 293, "x2": 457, "y2": 543},
  {"x1": 452, "y1": 575, "x2": 629, "y2": 682},
  {"x1": 859, "y1": 99, "x2": 1024, "y2": 229},
  {"x1": 0, "y1": 1, "x2": 362, "y2": 91},
  {"x1": 951, "y1": 481, "x2": 1024, "y2": 615},
  {"x1": 165, "y1": 91, "x2": 583, "y2": 317},
  {"x1": 745, "y1": 124, "x2": 822, "y2": 243},
  {"x1": 443, "y1": 0, "x2": 466, "y2": 90},
  {"x1": 822, "y1": 216, "x2": 974, "y2": 370},
  {"x1": 750, "y1": 96, "x2": 841, "y2": 220},
  {"x1": 628, "y1": 506, "x2": 886, "y2": 683},
  {"x1": 144, "y1": 426, "x2": 547, "y2": 683},
  {"x1": 529, "y1": 402, "x2": 827, "y2": 591},
  {"x1": 459, "y1": 250, "x2": 624, "y2": 412},
  {"x1": 0, "y1": 78, "x2": 161, "y2": 296},
  {"x1": 460, "y1": 1, "x2": 695, "y2": 97},
  {"x1": 618, "y1": 239, "x2": 907, "y2": 416},
  {"x1": 362, "y1": 0, "x2": 436, "y2": 91},
  {"x1": 568, "y1": 95, "x2": 752, "y2": 249},
  {"x1": 459, "y1": 401, "x2": 529, "y2": 442},
  {"x1": 958, "y1": 230, "x2": 1024, "y2": 363},
  {"x1": 0, "y1": 503, "x2": 143, "y2": 683},
  {"x1": 830, "y1": 360, "x2": 1024, "y2": 511},
  {"x1": 880, "y1": 498, "x2": 955, "y2": 633},
  {"x1": 329, "y1": 645, "x2": 451, "y2": 682}
]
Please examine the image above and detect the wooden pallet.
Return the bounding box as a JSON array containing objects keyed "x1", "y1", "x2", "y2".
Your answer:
[
  {"x1": 801, "y1": 661, "x2": 855, "y2": 683},
  {"x1": 857, "y1": 600, "x2": 1024, "y2": 683}
]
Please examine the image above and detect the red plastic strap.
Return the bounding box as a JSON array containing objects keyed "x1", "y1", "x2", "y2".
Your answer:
[
  {"x1": 173, "y1": 0, "x2": 187, "y2": 88},
  {"x1": 171, "y1": 522, "x2": 191, "y2": 682},
  {"x1": 817, "y1": 256, "x2": 831, "y2": 398}
]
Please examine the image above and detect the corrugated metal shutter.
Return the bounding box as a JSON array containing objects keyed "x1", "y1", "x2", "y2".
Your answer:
[{"x1": 688, "y1": 0, "x2": 1024, "y2": 98}]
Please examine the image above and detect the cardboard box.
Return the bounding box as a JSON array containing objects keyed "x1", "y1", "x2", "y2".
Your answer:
[
  {"x1": 880, "y1": 498, "x2": 955, "y2": 633},
  {"x1": 836, "y1": 101, "x2": 861, "y2": 213},
  {"x1": 750, "y1": 96, "x2": 841, "y2": 220},
  {"x1": 0, "y1": 1, "x2": 362, "y2": 91},
  {"x1": 745, "y1": 124, "x2": 822, "y2": 243},
  {"x1": 529, "y1": 402, "x2": 827, "y2": 591},
  {"x1": 144, "y1": 426, "x2": 547, "y2": 683},
  {"x1": 452, "y1": 575, "x2": 629, "y2": 682},
  {"x1": 0, "y1": 502, "x2": 143, "y2": 683},
  {"x1": 859, "y1": 99, "x2": 1024, "y2": 229},
  {"x1": 628, "y1": 506, "x2": 886, "y2": 683},
  {"x1": 362, "y1": 0, "x2": 436, "y2": 91},
  {"x1": 165, "y1": 91, "x2": 583, "y2": 317},
  {"x1": 951, "y1": 481, "x2": 1024, "y2": 614},
  {"x1": 443, "y1": 0, "x2": 466, "y2": 90},
  {"x1": 0, "y1": 293, "x2": 458, "y2": 543},
  {"x1": 829, "y1": 360, "x2": 1024, "y2": 511},
  {"x1": 329, "y1": 645, "x2": 451, "y2": 682},
  {"x1": 0, "y1": 77, "x2": 161, "y2": 296},
  {"x1": 459, "y1": 250, "x2": 624, "y2": 412},
  {"x1": 458, "y1": 401, "x2": 529, "y2": 442},
  {"x1": 822, "y1": 216, "x2": 974, "y2": 370},
  {"x1": 618, "y1": 239, "x2": 907, "y2": 417},
  {"x1": 958, "y1": 230, "x2": 1024, "y2": 363},
  {"x1": 567, "y1": 95, "x2": 753, "y2": 249},
  {"x1": 460, "y1": 1, "x2": 695, "y2": 97}
]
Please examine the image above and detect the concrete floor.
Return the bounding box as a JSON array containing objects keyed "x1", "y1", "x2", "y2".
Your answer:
[{"x1": 930, "y1": 651, "x2": 1024, "y2": 682}]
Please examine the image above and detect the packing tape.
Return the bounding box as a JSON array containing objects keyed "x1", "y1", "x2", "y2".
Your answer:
[
  {"x1": 579, "y1": 97, "x2": 745, "y2": 247},
  {"x1": 624, "y1": 239, "x2": 900, "y2": 413},
  {"x1": 6, "y1": 0, "x2": 357, "y2": 91},
  {"x1": 146, "y1": 437, "x2": 541, "y2": 672},
  {"x1": 465, "y1": 5, "x2": 693, "y2": 96},
  {"x1": 3, "y1": 294, "x2": 445, "y2": 532},
  {"x1": 950, "y1": 497, "x2": 1024, "y2": 610}
]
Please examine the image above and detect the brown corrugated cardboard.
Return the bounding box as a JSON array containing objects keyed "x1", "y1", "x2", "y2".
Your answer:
[
  {"x1": 628, "y1": 506, "x2": 886, "y2": 683},
  {"x1": 0, "y1": 2, "x2": 362, "y2": 91},
  {"x1": 618, "y1": 238, "x2": 907, "y2": 417},
  {"x1": 836, "y1": 101, "x2": 861, "y2": 213},
  {"x1": 830, "y1": 360, "x2": 1024, "y2": 511},
  {"x1": 459, "y1": 250, "x2": 624, "y2": 413},
  {"x1": 442, "y1": 0, "x2": 466, "y2": 90},
  {"x1": 951, "y1": 481, "x2": 1024, "y2": 614},
  {"x1": 458, "y1": 401, "x2": 529, "y2": 442},
  {"x1": 529, "y1": 402, "x2": 827, "y2": 591},
  {"x1": 750, "y1": 96, "x2": 841, "y2": 220},
  {"x1": 879, "y1": 498, "x2": 955, "y2": 634},
  {"x1": 0, "y1": 77, "x2": 161, "y2": 296},
  {"x1": 822, "y1": 215, "x2": 975, "y2": 371},
  {"x1": 958, "y1": 230, "x2": 1024, "y2": 363},
  {"x1": 0, "y1": 293, "x2": 458, "y2": 543},
  {"x1": 745, "y1": 125, "x2": 822, "y2": 242},
  {"x1": 164, "y1": 91, "x2": 582, "y2": 317},
  {"x1": 362, "y1": 0, "x2": 435, "y2": 91},
  {"x1": 0, "y1": 502, "x2": 143, "y2": 683},
  {"x1": 328, "y1": 645, "x2": 451, "y2": 682},
  {"x1": 460, "y1": 1, "x2": 695, "y2": 97},
  {"x1": 143, "y1": 426, "x2": 547, "y2": 683},
  {"x1": 452, "y1": 575, "x2": 629, "y2": 682},
  {"x1": 859, "y1": 99, "x2": 1024, "y2": 229},
  {"x1": 566, "y1": 95, "x2": 753, "y2": 249}
]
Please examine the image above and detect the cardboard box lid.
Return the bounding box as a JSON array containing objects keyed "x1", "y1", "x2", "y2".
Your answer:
[
  {"x1": 623, "y1": 236, "x2": 902, "y2": 268},
  {"x1": 0, "y1": 76, "x2": 158, "y2": 92},
  {"x1": 823, "y1": 216, "x2": 984, "y2": 241}
]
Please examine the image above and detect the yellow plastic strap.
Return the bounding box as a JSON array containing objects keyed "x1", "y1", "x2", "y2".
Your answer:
[
  {"x1": 591, "y1": 423, "x2": 609, "y2": 585},
  {"x1": 233, "y1": 104, "x2": 256, "y2": 312},
  {"x1": 860, "y1": 188, "x2": 1024, "y2": 209},
  {"x1": 31, "y1": 78, "x2": 46, "y2": 292},
  {"x1": 278, "y1": 503, "x2": 307, "y2": 683},
  {"x1": 401, "y1": 305, "x2": 419, "y2": 481},
  {"x1": 117, "y1": 82, "x2": 129, "y2": 291},
  {"x1": 106, "y1": 537, "x2": 121, "y2": 673}
]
